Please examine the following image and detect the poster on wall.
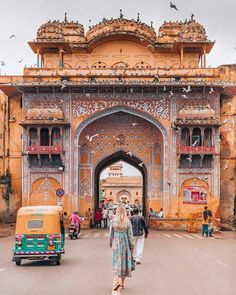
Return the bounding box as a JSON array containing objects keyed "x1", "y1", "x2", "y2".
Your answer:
[{"x1": 183, "y1": 186, "x2": 207, "y2": 204}]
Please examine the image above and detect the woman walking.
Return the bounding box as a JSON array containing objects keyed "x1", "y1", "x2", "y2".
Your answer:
[{"x1": 109, "y1": 205, "x2": 134, "y2": 291}]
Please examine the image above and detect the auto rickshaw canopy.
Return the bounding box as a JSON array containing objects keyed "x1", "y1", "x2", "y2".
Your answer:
[{"x1": 15, "y1": 206, "x2": 63, "y2": 235}]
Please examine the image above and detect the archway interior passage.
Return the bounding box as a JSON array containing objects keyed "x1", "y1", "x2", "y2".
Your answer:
[
  {"x1": 94, "y1": 151, "x2": 147, "y2": 217},
  {"x1": 100, "y1": 160, "x2": 143, "y2": 208}
]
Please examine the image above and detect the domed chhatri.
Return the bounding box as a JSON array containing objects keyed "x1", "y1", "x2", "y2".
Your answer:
[
  {"x1": 157, "y1": 19, "x2": 208, "y2": 43},
  {"x1": 37, "y1": 16, "x2": 85, "y2": 43},
  {"x1": 28, "y1": 14, "x2": 214, "y2": 69},
  {"x1": 180, "y1": 20, "x2": 207, "y2": 42}
]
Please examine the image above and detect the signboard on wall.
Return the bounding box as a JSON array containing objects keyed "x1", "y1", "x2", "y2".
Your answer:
[
  {"x1": 183, "y1": 186, "x2": 207, "y2": 204},
  {"x1": 57, "y1": 196, "x2": 64, "y2": 206}
]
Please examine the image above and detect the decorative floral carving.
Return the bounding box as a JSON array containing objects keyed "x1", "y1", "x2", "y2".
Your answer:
[{"x1": 72, "y1": 99, "x2": 170, "y2": 119}]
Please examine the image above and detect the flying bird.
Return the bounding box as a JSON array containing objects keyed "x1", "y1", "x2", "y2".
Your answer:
[
  {"x1": 192, "y1": 139, "x2": 199, "y2": 146},
  {"x1": 138, "y1": 162, "x2": 144, "y2": 167},
  {"x1": 16, "y1": 59, "x2": 23, "y2": 63},
  {"x1": 1, "y1": 61, "x2": 6, "y2": 66},
  {"x1": 61, "y1": 84, "x2": 67, "y2": 90},
  {"x1": 86, "y1": 134, "x2": 99, "y2": 142},
  {"x1": 10, "y1": 34, "x2": 16, "y2": 39},
  {"x1": 186, "y1": 155, "x2": 192, "y2": 162},
  {"x1": 169, "y1": 90, "x2": 174, "y2": 97},
  {"x1": 132, "y1": 123, "x2": 138, "y2": 126},
  {"x1": 223, "y1": 163, "x2": 228, "y2": 170},
  {"x1": 147, "y1": 44, "x2": 155, "y2": 50},
  {"x1": 182, "y1": 85, "x2": 191, "y2": 93},
  {"x1": 209, "y1": 87, "x2": 214, "y2": 94},
  {"x1": 126, "y1": 151, "x2": 133, "y2": 157},
  {"x1": 170, "y1": 1, "x2": 179, "y2": 11},
  {"x1": 181, "y1": 95, "x2": 187, "y2": 99}
]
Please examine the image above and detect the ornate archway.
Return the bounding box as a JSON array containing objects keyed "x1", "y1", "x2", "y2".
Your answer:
[{"x1": 73, "y1": 106, "x2": 169, "y2": 218}]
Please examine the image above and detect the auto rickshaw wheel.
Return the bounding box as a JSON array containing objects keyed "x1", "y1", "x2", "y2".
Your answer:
[
  {"x1": 15, "y1": 258, "x2": 22, "y2": 266},
  {"x1": 56, "y1": 254, "x2": 61, "y2": 265}
]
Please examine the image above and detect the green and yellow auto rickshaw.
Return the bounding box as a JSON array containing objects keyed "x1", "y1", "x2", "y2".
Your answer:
[{"x1": 12, "y1": 206, "x2": 65, "y2": 266}]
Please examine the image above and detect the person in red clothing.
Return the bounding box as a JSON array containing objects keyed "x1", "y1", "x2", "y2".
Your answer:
[
  {"x1": 95, "y1": 209, "x2": 102, "y2": 228},
  {"x1": 69, "y1": 211, "x2": 83, "y2": 234}
]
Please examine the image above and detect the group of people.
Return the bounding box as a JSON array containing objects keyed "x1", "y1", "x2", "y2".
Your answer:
[
  {"x1": 93, "y1": 207, "x2": 109, "y2": 228},
  {"x1": 109, "y1": 205, "x2": 148, "y2": 291},
  {"x1": 68, "y1": 204, "x2": 214, "y2": 291}
]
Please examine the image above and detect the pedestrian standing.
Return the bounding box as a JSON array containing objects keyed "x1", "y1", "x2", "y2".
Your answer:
[
  {"x1": 95, "y1": 209, "x2": 102, "y2": 228},
  {"x1": 109, "y1": 205, "x2": 134, "y2": 291},
  {"x1": 130, "y1": 208, "x2": 148, "y2": 264},
  {"x1": 202, "y1": 206, "x2": 209, "y2": 237},
  {"x1": 102, "y1": 207, "x2": 108, "y2": 228}
]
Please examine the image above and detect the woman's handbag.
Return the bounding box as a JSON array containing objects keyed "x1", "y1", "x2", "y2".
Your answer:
[{"x1": 131, "y1": 254, "x2": 135, "y2": 271}]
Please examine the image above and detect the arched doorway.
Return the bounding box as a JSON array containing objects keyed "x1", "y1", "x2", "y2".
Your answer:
[{"x1": 94, "y1": 150, "x2": 147, "y2": 217}]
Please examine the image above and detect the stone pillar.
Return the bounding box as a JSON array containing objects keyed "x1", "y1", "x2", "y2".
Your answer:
[
  {"x1": 203, "y1": 45, "x2": 206, "y2": 68},
  {"x1": 219, "y1": 95, "x2": 236, "y2": 224}
]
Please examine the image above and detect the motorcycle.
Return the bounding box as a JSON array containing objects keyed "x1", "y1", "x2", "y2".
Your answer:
[{"x1": 68, "y1": 224, "x2": 79, "y2": 239}]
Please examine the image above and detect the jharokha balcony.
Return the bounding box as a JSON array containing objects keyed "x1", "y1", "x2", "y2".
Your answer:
[
  {"x1": 179, "y1": 145, "x2": 215, "y2": 154},
  {"x1": 26, "y1": 145, "x2": 64, "y2": 155}
]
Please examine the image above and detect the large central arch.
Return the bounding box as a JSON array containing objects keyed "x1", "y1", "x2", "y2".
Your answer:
[
  {"x1": 73, "y1": 106, "x2": 170, "y2": 218},
  {"x1": 94, "y1": 150, "x2": 147, "y2": 217}
]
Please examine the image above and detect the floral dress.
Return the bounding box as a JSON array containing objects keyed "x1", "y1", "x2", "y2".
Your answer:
[{"x1": 109, "y1": 220, "x2": 134, "y2": 278}]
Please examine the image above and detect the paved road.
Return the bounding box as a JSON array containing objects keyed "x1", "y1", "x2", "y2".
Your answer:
[{"x1": 0, "y1": 229, "x2": 236, "y2": 295}]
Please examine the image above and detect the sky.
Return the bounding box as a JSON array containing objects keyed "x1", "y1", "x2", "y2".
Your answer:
[{"x1": 0, "y1": 0, "x2": 236, "y2": 75}]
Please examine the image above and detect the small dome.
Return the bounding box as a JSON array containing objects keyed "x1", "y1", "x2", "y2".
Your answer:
[
  {"x1": 158, "y1": 21, "x2": 183, "y2": 42},
  {"x1": 36, "y1": 20, "x2": 85, "y2": 43},
  {"x1": 180, "y1": 20, "x2": 207, "y2": 42},
  {"x1": 25, "y1": 107, "x2": 64, "y2": 121},
  {"x1": 37, "y1": 21, "x2": 63, "y2": 41},
  {"x1": 178, "y1": 104, "x2": 215, "y2": 119},
  {"x1": 62, "y1": 21, "x2": 85, "y2": 43}
]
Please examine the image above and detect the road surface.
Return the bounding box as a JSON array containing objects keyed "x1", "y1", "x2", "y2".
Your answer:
[{"x1": 0, "y1": 229, "x2": 235, "y2": 295}]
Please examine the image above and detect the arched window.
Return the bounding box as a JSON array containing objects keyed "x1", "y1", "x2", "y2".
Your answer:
[
  {"x1": 133, "y1": 61, "x2": 151, "y2": 69},
  {"x1": 80, "y1": 144, "x2": 89, "y2": 164},
  {"x1": 92, "y1": 61, "x2": 107, "y2": 69},
  {"x1": 192, "y1": 128, "x2": 202, "y2": 146},
  {"x1": 204, "y1": 128, "x2": 212, "y2": 147},
  {"x1": 29, "y1": 128, "x2": 38, "y2": 146},
  {"x1": 51, "y1": 128, "x2": 61, "y2": 146},
  {"x1": 40, "y1": 128, "x2": 49, "y2": 146},
  {"x1": 153, "y1": 143, "x2": 161, "y2": 165},
  {"x1": 112, "y1": 61, "x2": 128, "y2": 69},
  {"x1": 181, "y1": 128, "x2": 190, "y2": 146}
]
